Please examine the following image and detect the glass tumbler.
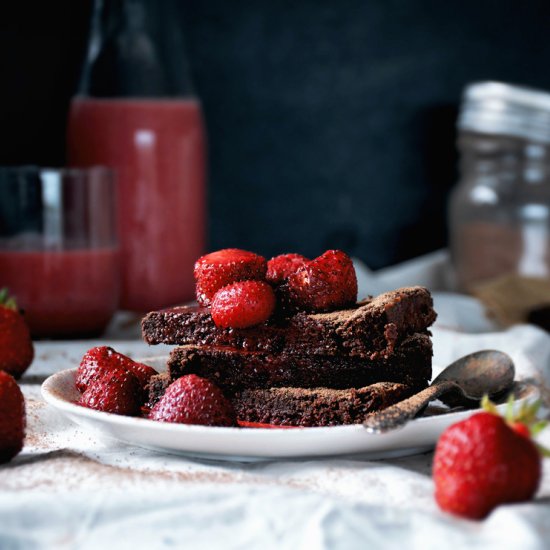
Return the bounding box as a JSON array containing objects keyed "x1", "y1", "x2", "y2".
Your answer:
[{"x1": 0, "y1": 166, "x2": 119, "y2": 338}]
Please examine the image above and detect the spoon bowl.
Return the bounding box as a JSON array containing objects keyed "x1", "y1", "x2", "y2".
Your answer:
[{"x1": 433, "y1": 349, "x2": 515, "y2": 401}]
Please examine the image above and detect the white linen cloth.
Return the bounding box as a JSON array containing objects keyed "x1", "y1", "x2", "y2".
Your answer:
[{"x1": 1, "y1": 250, "x2": 550, "y2": 550}]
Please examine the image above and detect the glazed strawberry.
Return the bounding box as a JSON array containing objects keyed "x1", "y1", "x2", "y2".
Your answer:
[
  {"x1": 76, "y1": 346, "x2": 113, "y2": 392},
  {"x1": 211, "y1": 280, "x2": 275, "y2": 328},
  {"x1": 194, "y1": 248, "x2": 267, "y2": 306},
  {"x1": 79, "y1": 366, "x2": 142, "y2": 416},
  {"x1": 0, "y1": 370, "x2": 25, "y2": 463},
  {"x1": 120, "y1": 358, "x2": 158, "y2": 390},
  {"x1": 433, "y1": 397, "x2": 548, "y2": 520},
  {"x1": 149, "y1": 374, "x2": 236, "y2": 426},
  {"x1": 0, "y1": 288, "x2": 34, "y2": 379},
  {"x1": 266, "y1": 253, "x2": 309, "y2": 285},
  {"x1": 285, "y1": 250, "x2": 357, "y2": 312},
  {"x1": 76, "y1": 346, "x2": 157, "y2": 395}
]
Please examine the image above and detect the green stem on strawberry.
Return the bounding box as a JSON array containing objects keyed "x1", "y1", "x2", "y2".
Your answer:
[
  {"x1": 536, "y1": 443, "x2": 550, "y2": 458},
  {"x1": 0, "y1": 288, "x2": 17, "y2": 311},
  {"x1": 481, "y1": 393, "x2": 550, "y2": 456},
  {"x1": 531, "y1": 420, "x2": 549, "y2": 437}
]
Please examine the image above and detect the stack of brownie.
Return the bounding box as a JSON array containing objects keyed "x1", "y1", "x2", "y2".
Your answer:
[{"x1": 142, "y1": 286, "x2": 437, "y2": 427}]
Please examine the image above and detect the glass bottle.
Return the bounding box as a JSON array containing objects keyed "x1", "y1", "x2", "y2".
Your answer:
[
  {"x1": 450, "y1": 82, "x2": 550, "y2": 324},
  {"x1": 67, "y1": 0, "x2": 206, "y2": 312}
]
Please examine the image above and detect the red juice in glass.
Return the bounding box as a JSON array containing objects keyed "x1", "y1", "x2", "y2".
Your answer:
[
  {"x1": 67, "y1": 98, "x2": 206, "y2": 312},
  {"x1": 0, "y1": 166, "x2": 119, "y2": 338},
  {"x1": 0, "y1": 248, "x2": 119, "y2": 338}
]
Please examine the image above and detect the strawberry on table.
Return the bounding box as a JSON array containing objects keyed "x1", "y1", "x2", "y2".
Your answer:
[
  {"x1": 149, "y1": 374, "x2": 236, "y2": 427},
  {"x1": 0, "y1": 288, "x2": 34, "y2": 379},
  {"x1": 194, "y1": 248, "x2": 267, "y2": 306},
  {"x1": 266, "y1": 253, "x2": 309, "y2": 285},
  {"x1": 76, "y1": 346, "x2": 157, "y2": 395},
  {"x1": 0, "y1": 370, "x2": 25, "y2": 463},
  {"x1": 285, "y1": 249, "x2": 357, "y2": 312},
  {"x1": 211, "y1": 280, "x2": 276, "y2": 328},
  {"x1": 79, "y1": 366, "x2": 142, "y2": 416},
  {"x1": 433, "y1": 396, "x2": 548, "y2": 520}
]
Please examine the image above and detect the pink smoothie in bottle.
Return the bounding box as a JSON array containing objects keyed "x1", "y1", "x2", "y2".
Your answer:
[
  {"x1": 67, "y1": 98, "x2": 206, "y2": 312},
  {"x1": 0, "y1": 248, "x2": 119, "y2": 337}
]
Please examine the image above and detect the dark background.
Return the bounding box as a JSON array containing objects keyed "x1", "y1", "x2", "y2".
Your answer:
[{"x1": 1, "y1": 1, "x2": 550, "y2": 268}]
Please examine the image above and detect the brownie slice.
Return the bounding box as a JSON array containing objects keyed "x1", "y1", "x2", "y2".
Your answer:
[
  {"x1": 145, "y1": 372, "x2": 172, "y2": 409},
  {"x1": 167, "y1": 332, "x2": 432, "y2": 393},
  {"x1": 142, "y1": 286, "x2": 436, "y2": 358},
  {"x1": 233, "y1": 383, "x2": 414, "y2": 427},
  {"x1": 146, "y1": 375, "x2": 415, "y2": 427}
]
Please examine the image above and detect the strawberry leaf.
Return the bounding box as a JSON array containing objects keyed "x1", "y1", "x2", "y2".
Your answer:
[
  {"x1": 536, "y1": 443, "x2": 550, "y2": 458},
  {"x1": 505, "y1": 393, "x2": 515, "y2": 422},
  {"x1": 0, "y1": 287, "x2": 17, "y2": 310},
  {"x1": 531, "y1": 420, "x2": 548, "y2": 437},
  {"x1": 481, "y1": 394, "x2": 499, "y2": 415}
]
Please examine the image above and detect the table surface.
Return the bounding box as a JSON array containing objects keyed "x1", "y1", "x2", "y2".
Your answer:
[
  {"x1": 2, "y1": 256, "x2": 550, "y2": 549},
  {"x1": 0, "y1": 325, "x2": 548, "y2": 550}
]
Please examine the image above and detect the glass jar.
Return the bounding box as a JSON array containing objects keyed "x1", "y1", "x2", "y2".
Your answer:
[{"x1": 450, "y1": 82, "x2": 550, "y2": 325}]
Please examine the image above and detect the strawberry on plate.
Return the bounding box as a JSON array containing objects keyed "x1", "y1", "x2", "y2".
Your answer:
[
  {"x1": 194, "y1": 248, "x2": 267, "y2": 306},
  {"x1": 79, "y1": 366, "x2": 142, "y2": 416},
  {"x1": 0, "y1": 370, "x2": 25, "y2": 463},
  {"x1": 149, "y1": 374, "x2": 236, "y2": 427},
  {"x1": 285, "y1": 249, "x2": 357, "y2": 312},
  {"x1": 266, "y1": 253, "x2": 309, "y2": 285},
  {"x1": 211, "y1": 280, "x2": 276, "y2": 328},
  {"x1": 76, "y1": 346, "x2": 157, "y2": 396},
  {"x1": 0, "y1": 288, "x2": 34, "y2": 379},
  {"x1": 433, "y1": 396, "x2": 548, "y2": 520}
]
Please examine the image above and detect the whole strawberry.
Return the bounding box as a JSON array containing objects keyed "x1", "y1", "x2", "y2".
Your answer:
[
  {"x1": 285, "y1": 250, "x2": 358, "y2": 312},
  {"x1": 0, "y1": 370, "x2": 25, "y2": 463},
  {"x1": 0, "y1": 288, "x2": 34, "y2": 379},
  {"x1": 149, "y1": 374, "x2": 236, "y2": 427},
  {"x1": 433, "y1": 397, "x2": 548, "y2": 520},
  {"x1": 211, "y1": 280, "x2": 276, "y2": 328},
  {"x1": 76, "y1": 346, "x2": 157, "y2": 397},
  {"x1": 266, "y1": 253, "x2": 309, "y2": 285},
  {"x1": 79, "y1": 366, "x2": 142, "y2": 416},
  {"x1": 194, "y1": 248, "x2": 267, "y2": 306}
]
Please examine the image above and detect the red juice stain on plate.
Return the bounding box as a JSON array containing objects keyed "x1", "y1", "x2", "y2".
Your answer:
[{"x1": 237, "y1": 421, "x2": 299, "y2": 429}]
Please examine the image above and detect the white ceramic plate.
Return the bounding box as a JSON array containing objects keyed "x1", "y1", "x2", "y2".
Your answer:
[{"x1": 41, "y1": 358, "x2": 539, "y2": 461}]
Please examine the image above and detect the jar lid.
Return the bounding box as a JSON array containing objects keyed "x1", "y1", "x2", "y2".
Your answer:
[{"x1": 458, "y1": 81, "x2": 550, "y2": 144}]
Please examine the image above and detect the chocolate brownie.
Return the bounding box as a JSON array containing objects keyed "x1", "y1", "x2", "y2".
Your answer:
[
  {"x1": 233, "y1": 383, "x2": 414, "y2": 427},
  {"x1": 145, "y1": 372, "x2": 172, "y2": 409},
  {"x1": 142, "y1": 286, "x2": 436, "y2": 358},
  {"x1": 167, "y1": 332, "x2": 432, "y2": 393}
]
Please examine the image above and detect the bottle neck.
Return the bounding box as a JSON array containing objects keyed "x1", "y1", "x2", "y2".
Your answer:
[{"x1": 78, "y1": 0, "x2": 194, "y2": 98}]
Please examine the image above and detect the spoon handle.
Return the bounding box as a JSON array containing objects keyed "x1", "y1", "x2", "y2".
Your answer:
[{"x1": 362, "y1": 380, "x2": 458, "y2": 433}]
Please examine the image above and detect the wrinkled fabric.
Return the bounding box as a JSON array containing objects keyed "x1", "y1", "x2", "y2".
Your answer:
[{"x1": 1, "y1": 252, "x2": 550, "y2": 549}]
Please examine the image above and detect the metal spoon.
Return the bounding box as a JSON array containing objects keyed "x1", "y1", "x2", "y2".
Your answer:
[{"x1": 363, "y1": 350, "x2": 515, "y2": 433}]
